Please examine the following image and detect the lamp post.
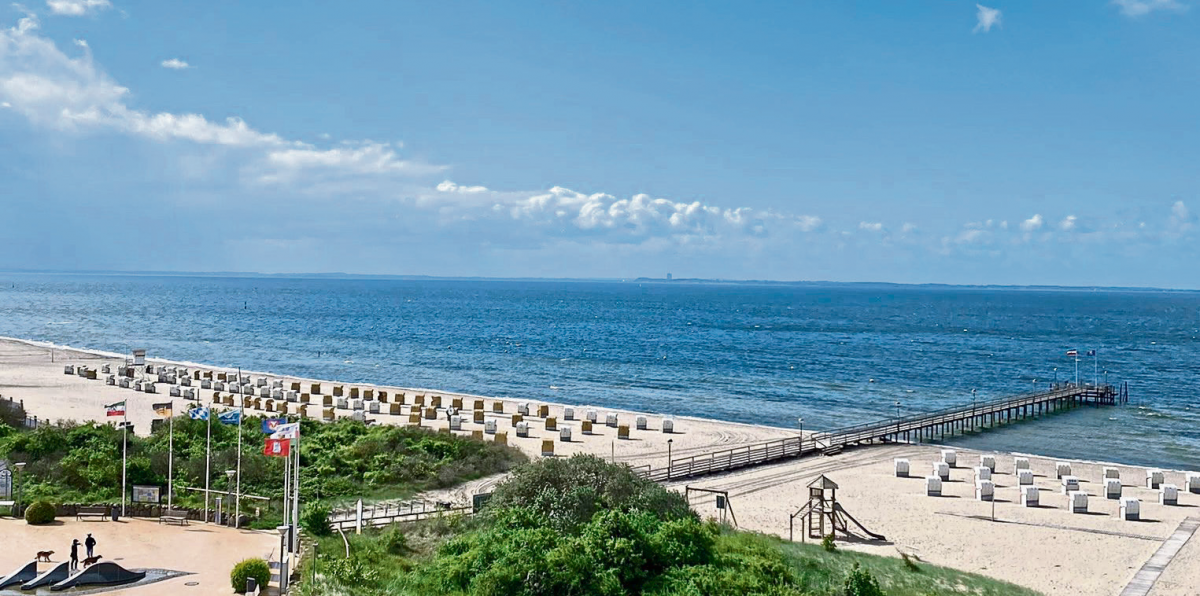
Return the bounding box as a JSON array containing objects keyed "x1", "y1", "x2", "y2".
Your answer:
[
  {"x1": 1053, "y1": 367, "x2": 1058, "y2": 387},
  {"x1": 894, "y1": 401, "x2": 901, "y2": 438},
  {"x1": 667, "y1": 438, "x2": 674, "y2": 480},
  {"x1": 276, "y1": 525, "x2": 290, "y2": 591},
  {"x1": 797, "y1": 417, "x2": 804, "y2": 438},
  {"x1": 14, "y1": 462, "x2": 26, "y2": 515},
  {"x1": 225, "y1": 470, "x2": 236, "y2": 527},
  {"x1": 971, "y1": 389, "x2": 977, "y2": 430}
]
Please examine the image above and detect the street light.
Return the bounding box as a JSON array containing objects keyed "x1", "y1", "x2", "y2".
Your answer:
[
  {"x1": 1053, "y1": 367, "x2": 1058, "y2": 386},
  {"x1": 276, "y1": 525, "x2": 290, "y2": 591},
  {"x1": 667, "y1": 438, "x2": 674, "y2": 480},
  {"x1": 797, "y1": 417, "x2": 804, "y2": 438},
  {"x1": 225, "y1": 470, "x2": 236, "y2": 527},
  {"x1": 894, "y1": 401, "x2": 901, "y2": 439}
]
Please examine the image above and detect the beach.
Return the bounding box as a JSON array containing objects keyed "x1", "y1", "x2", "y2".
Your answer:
[{"x1": 2, "y1": 336, "x2": 1198, "y2": 596}]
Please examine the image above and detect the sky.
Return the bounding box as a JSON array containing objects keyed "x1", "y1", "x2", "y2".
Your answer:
[{"x1": 1, "y1": 0, "x2": 1198, "y2": 287}]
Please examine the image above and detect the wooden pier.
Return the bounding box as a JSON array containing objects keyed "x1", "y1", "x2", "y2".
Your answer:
[{"x1": 641, "y1": 382, "x2": 1128, "y2": 483}]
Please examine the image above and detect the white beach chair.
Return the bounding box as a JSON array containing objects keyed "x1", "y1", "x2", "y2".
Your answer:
[
  {"x1": 1069, "y1": 491, "x2": 1088, "y2": 514},
  {"x1": 1055, "y1": 462, "x2": 1072, "y2": 479},
  {"x1": 1017, "y1": 469, "x2": 1034, "y2": 486},
  {"x1": 974, "y1": 466, "x2": 991, "y2": 482},
  {"x1": 1021, "y1": 485, "x2": 1039, "y2": 507},
  {"x1": 101, "y1": 364, "x2": 111, "y2": 374},
  {"x1": 106, "y1": 375, "x2": 116, "y2": 386},
  {"x1": 1160, "y1": 484, "x2": 1179, "y2": 506},
  {"x1": 1146, "y1": 469, "x2": 1164, "y2": 489},
  {"x1": 586, "y1": 409, "x2": 598, "y2": 423},
  {"x1": 1187, "y1": 472, "x2": 1200, "y2": 494},
  {"x1": 925, "y1": 476, "x2": 942, "y2": 497},
  {"x1": 975, "y1": 479, "x2": 994, "y2": 502},
  {"x1": 64, "y1": 365, "x2": 75, "y2": 375},
  {"x1": 933, "y1": 461, "x2": 950, "y2": 481},
  {"x1": 941, "y1": 449, "x2": 957, "y2": 468},
  {"x1": 563, "y1": 407, "x2": 575, "y2": 421},
  {"x1": 1060, "y1": 475, "x2": 1080, "y2": 494},
  {"x1": 516, "y1": 421, "x2": 530, "y2": 438},
  {"x1": 352, "y1": 399, "x2": 364, "y2": 411},
  {"x1": 894, "y1": 458, "x2": 910, "y2": 478},
  {"x1": 337, "y1": 397, "x2": 349, "y2": 410},
  {"x1": 202, "y1": 380, "x2": 213, "y2": 390},
  {"x1": 606, "y1": 413, "x2": 619, "y2": 428},
  {"x1": 369, "y1": 401, "x2": 380, "y2": 414},
  {"x1": 1120, "y1": 498, "x2": 1140, "y2": 521},
  {"x1": 560, "y1": 427, "x2": 572, "y2": 442},
  {"x1": 485, "y1": 419, "x2": 497, "y2": 434},
  {"x1": 980, "y1": 454, "x2": 996, "y2": 473},
  {"x1": 259, "y1": 388, "x2": 271, "y2": 398},
  {"x1": 169, "y1": 387, "x2": 181, "y2": 398},
  {"x1": 1014, "y1": 457, "x2": 1030, "y2": 471},
  {"x1": 662, "y1": 418, "x2": 675, "y2": 433},
  {"x1": 517, "y1": 402, "x2": 530, "y2": 416},
  {"x1": 636, "y1": 415, "x2": 648, "y2": 431},
  {"x1": 180, "y1": 377, "x2": 192, "y2": 387},
  {"x1": 1105, "y1": 478, "x2": 1122, "y2": 500},
  {"x1": 450, "y1": 415, "x2": 462, "y2": 431}
]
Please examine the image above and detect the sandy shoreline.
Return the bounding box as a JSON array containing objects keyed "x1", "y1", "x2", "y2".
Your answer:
[{"x1": 3, "y1": 336, "x2": 1199, "y2": 596}]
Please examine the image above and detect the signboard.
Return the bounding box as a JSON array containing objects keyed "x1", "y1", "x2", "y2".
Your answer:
[
  {"x1": 715, "y1": 495, "x2": 726, "y2": 510},
  {"x1": 132, "y1": 485, "x2": 161, "y2": 504},
  {"x1": 472, "y1": 492, "x2": 493, "y2": 513}
]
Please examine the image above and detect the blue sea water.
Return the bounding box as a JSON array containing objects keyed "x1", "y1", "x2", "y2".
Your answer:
[{"x1": 0, "y1": 273, "x2": 1197, "y2": 470}]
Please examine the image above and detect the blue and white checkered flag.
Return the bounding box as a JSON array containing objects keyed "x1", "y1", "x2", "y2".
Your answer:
[{"x1": 188, "y1": 406, "x2": 210, "y2": 420}]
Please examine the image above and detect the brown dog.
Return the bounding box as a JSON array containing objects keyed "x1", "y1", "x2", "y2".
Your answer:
[
  {"x1": 36, "y1": 551, "x2": 54, "y2": 562},
  {"x1": 82, "y1": 555, "x2": 102, "y2": 567}
]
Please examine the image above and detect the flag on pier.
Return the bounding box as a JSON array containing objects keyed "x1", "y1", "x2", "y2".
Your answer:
[
  {"x1": 261, "y1": 418, "x2": 287, "y2": 434},
  {"x1": 263, "y1": 438, "x2": 291, "y2": 457},
  {"x1": 189, "y1": 406, "x2": 210, "y2": 420},
  {"x1": 1065, "y1": 350, "x2": 1078, "y2": 357},
  {"x1": 152, "y1": 402, "x2": 173, "y2": 416},
  {"x1": 1086, "y1": 350, "x2": 1096, "y2": 356},
  {"x1": 105, "y1": 401, "x2": 126, "y2": 417}
]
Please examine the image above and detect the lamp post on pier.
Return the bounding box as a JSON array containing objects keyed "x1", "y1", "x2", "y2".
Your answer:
[
  {"x1": 894, "y1": 401, "x2": 901, "y2": 438},
  {"x1": 666, "y1": 438, "x2": 673, "y2": 480},
  {"x1": 972, "y1": 389, "x2": 977, "y2": 430},
  {"x1": 1053, "y1": 367, "x2": 1058, "y2": 387}
]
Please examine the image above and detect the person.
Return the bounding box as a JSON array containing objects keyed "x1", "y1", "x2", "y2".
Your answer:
[
  {"x1": 84, "y1": 534, "x2": 96, "y2": 558},
  {"x1": 69, "y1": 539, "x2": 80, "y2": 570}
]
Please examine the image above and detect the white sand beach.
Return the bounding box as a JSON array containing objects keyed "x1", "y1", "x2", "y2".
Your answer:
[{"x1": 2, "y1": 337, "x2": 1198, "y2": 596}]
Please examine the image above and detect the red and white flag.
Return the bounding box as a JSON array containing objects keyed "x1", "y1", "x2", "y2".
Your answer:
[
  {"x1": 263, "y1": 438, "x2": 291, "y2": 457},
  {"x1": 1066, "y1": 350, "x2": 1078, "y2": 357}
]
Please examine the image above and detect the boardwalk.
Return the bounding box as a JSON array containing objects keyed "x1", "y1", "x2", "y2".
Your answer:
[
  {"x1": 1119, "y1": 517, "x2": 1200, "y2": 596},
  {"x1": 642, "y1": 382, "x2": 1126, "y2": 482}
]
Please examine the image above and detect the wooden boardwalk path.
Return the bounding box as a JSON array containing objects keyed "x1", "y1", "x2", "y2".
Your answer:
[
  {"x1": 641, "y1": 382, "x2": 1127, "y2": 482},
  {"x1": 1119, "y1": 517, "x2": 1199, "y2": 596}
]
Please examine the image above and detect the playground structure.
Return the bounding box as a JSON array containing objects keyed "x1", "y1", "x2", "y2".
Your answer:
[
  {"x1": 0, "y1": 558, "x2": 145, "y2": 592},
  {"x1": 788, "y1": 475, "x2": 886, "y2": 543},
  {"x1": 685, "y1": 486, "x2": 738, "y2": 528}
]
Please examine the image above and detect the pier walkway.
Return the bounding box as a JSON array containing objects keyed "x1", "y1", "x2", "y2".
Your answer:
[{"x1": 640, "y1": 382, "x2": 1127, "y2": 483}]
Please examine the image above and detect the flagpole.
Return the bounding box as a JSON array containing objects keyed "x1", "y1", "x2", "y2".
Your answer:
[
  {"x1": 1075, "y1": 356, "x2": 1079, "y2": 386},
  {"x1": 235, "y1": 405, "x2": 242, "y2": 529},
  {"x1": 122, "y1": 405, "x2": 128, "y2": 517},
  {"x1": 204, "y1": 407, "x2": 211, "y2": 522},
  {"x1": 292, "y1": 430, "x2": 300, "y2": 554},
  {"x1": 1094, "y1": 351, "x2": 1098, "y2": 387},
  {"x1": 167, "y1": 404, "x2": 174, "y2": 511},
  {"x1": 283, "y1": 442, "x2": 290, "y2": 532}
]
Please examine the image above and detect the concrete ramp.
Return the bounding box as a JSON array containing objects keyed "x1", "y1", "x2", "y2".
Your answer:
[
  {"x1": 50, "y1": 561, "x2": 146, "y2": 591},
  {"x1": 21, "y1": 560, "x2": 70, "y2": 590},
  {"x1": 0, "y1": 560, "x2": 38, "y2": 589}
]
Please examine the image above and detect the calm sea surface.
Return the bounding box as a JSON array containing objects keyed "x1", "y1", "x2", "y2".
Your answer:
[{"x1": 1, "y1": 274, "x2": 1197, "y2": 469}]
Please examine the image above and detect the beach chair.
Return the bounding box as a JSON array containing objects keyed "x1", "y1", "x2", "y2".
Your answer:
[
  {"x1": 582, "y1": 420, "x2": 594, "y2": 435},
  {"x1": 975, "y1": 480, "x2": 994, "y2": 502},
  {"x1": 1017, "y1": 469, "x2": 1034, "y2": 486},
  {"x1": 511, "y1": 414, "x2": 523, "y2": 427},
  {"x1": 1121, "y1": 498, "x2": 1140, "y2": 520},
  {"x1": 450, "y1": 415, "x2": 462, "y2": 431},
  {"x1": 471, "y1": 430, "x2": 483, "y2": 440},
  {"x1": 1060, "y1": 476, "x2": 1080, "y2": 494},
  {"x1": 337, "y1": 398, "x2": 348, "y2": 409},
  {"x1": 1106, "y1": 479, "x2": 1122, "y2": 500},
  {"x1": 1147, "y1": 469, "x2": 1164, "y2": 489},
  {"x1": 291, "y1": 382, "x2": 301, "y2": 391},
  {"x1": 351, "y1": 399, "x2": 364, "y2": 411},
  {"x1": 430, "y1": 395, "x2": 442, "y2": 408},
  {"x1": 311, "y1": 383, "x2": 321, "y2": 394},
  {"x1": 1104, "y1": 467, "x2": 1120, "y2": 481},
  {"x1": 409, "y1": 413, "x2": 421, "y2": 425},
  {"x1": 933, "y1": 462, "x2": 949, "y2": 481},
  {"x1": 106, "y1": 375, "x2": 116, "y2": 386},
  {"x1": 662, "y1": 418, "x2": 675, "y2": 433},
  {"x1": 560, "y1": 427, "x2": 571, "y2": 442},
  {"x1": 1187, "y1": 473, "x2": 1200, "y2": 494},
  {"x1": 1020, "y1": 485, "x2": 1039, "y2": 507},
  {"x1": 545, "y1": 417, "x2": 557, "y2": 431},
  {"x1": 1055, "y1": 462, "x2": 1072, "y2": 479},
  {"x1": 563, "y1": 407, "x2": 575, "y2": 421},
  {"x1": 378, "y1": 391, "x2": 388, "y2": 402},
  {"x1": 485, "y1": 419, "x2": 497, "y2": 434},
  {"x1": 606, "y1": 413, "x2": 619, "y2": 428},
  {"x1": 473, "y1": 410, "x2": 485, "y2": 423},
  {"x1": 494, "y1": 432, "x2": 508, "y2": 446},
  {"x1": 452, "y1": 398, "x2": 463, "y2": 410},
  {"x1": 64, "y1": 365, "x2": 76, "y2": 375},
  {"x1": 424, "y1": 407, "x2": 437, "y2": 420},
  {"x1": 364, "y1": 389, "x2": 374, "y2": 400},
  {"x1": 323, "y1": 396, "x2": 333, "y2": 407},
  {"x1": 414, "y1": 395, "x2": 425, "y2": 407},
  {"x1": 265, "y1": 399, "x2": 275, "y2": 412},
  {"x1": 322, "y1": 408, "x2": 335, "y2": 422},
  {"x1": 517, "y1": 402, "x2": 530, "y2": 416},
  {"x1": 473, "y1": 399, "x2": 484, "y2": 411},
  {"x1": 1013, "y1": 457, "x2": 1030, "y2": 471},
  {"x1": 1069, "y1": 491, "x2": 1088, "y2": 514},
  {"x1": 635, "y1": 416, "x2": 648, "y2": 430},
  {"x1": 541, "y1": 440, "x2": 554, "y2": 457},
  {"x1": 1160, "y1": 484, "x2": 1179, "y2": 505},
  {"x1": 537, "y1": 405, "x2": 549, "y2": 418},
  {"x1": 369, "y1": 401, "x2": 380, "y2": 414},
  {"x1": 925, "y1": 476, "x2": 942, "y2": 496},
  {"x1": 389, "y1": 403, "x2": 402, "y2": 415},
  {"x1": 516, "y1": 422, "x2": 530, "y2": 438},
  {"x1": 169, "y1": 386, "x2": 181, "y2": 397},
  {"x1": 618, "y1": 425, "x2": 630, "y2": 440},
  {"x1": 974, "y1": 466, "x2": 991, "y2": 482},
  {"x1": 259, "y1": 388, "x2": 271, "y2": 398},
  {"x1": 300, "y1": 393, "x2": 311, "y2": 404},
  {"x1": 894, "y1": 459, "x2": 910, "y2": 477},
  {"x1": 492, "y1": 401, "x2": 504, "y2": 413},
  {"x1": 940, "y1": 450, "x2": 956, "y2": 468},
  {"x1": 586, "y1": 409, "x2": 598, "y2": 423},
  {"x1": 333, "y1": 386, "x2": 344, "y2": 397},
  {"x1": 349, "y1": 387, "x2": 359, "y2": 399}
]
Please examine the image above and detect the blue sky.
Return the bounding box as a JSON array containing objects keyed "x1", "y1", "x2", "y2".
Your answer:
[{"x1": 1, "y1": 0, "x2": 1197, "y2": 287}]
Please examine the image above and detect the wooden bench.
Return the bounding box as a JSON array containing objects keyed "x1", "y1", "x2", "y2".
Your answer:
[
  {"x1": 77, "y1": 506, "x2": 109, "y2": 521},
  {"x1": 159, "y1": 509, "x2": 189, "y2": 525}
]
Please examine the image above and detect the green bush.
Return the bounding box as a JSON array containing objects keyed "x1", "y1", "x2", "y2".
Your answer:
[
  {"x1": 230, "y1": 558, "x2": 271, "y2": 593},
  {"x1": 24, "y1": 500, "x2": 56, "y2": 525},
  {"x1": 843, "y1": 562, "x2": 884, "y2": 596},
  {"x1": 822, "y1": 533, "x2": 838, "y2": 552},
  {"x1": 301, "y1": 502, "x2": 332, "y2": 537}
]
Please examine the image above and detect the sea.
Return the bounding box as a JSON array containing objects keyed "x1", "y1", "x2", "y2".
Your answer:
[{"x1": 0, "y1": 273, "x2": 1197, "y2": 470}]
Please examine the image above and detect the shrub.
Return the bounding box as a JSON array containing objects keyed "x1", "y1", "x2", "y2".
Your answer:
[
  {"x1": 300, "y1": 502, "x2": 332, "y2": 537},
  {"x1": 822, "y1": 533, "x2": 837, "y2": 552},
  {"x1": 843, "y1": 563, "x2": 884, "y2": 596},
  {"x1": 230, "y1": 558, "x2": 271, "y2": 593},
  {"x1": 24, "y1": 500, "x2": 56, "y2": 525}
]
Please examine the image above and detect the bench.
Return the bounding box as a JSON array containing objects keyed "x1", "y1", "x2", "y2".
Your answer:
[
  {"x1": 159, "y1": 509, "x2": 190, "y2": 525},
  {"x1": 77, "y1": 506, "x2": 109, "y2": 521}
]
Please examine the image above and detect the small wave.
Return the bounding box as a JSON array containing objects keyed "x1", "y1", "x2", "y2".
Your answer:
[{"x1": 46, "y1": 321, "x2": 73, "y2": 325}]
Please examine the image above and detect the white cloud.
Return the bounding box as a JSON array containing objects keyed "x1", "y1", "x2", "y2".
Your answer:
[
  {"x1": 1020, "y1": 214, "x2": 1044, "y2": 232},
  {"x1": 46, "y1": 0, "x2": 111, "y2": 16},
  {"x1": 0, "y1": 101, "x2": 10, "y2": 108},
  {"x1": 160, "y1": 58, "x2": 190, "y2": 70},
  {"x1": 1059, "y1": 215, "x2": 1077, "y2": 231},
  {"x1": 73, "y1": 38, "x2": 87, "y2": 49},
  {"x1": 974, "y1": 4, "x2": 1002, "y2": 33},
  {"x1": 1171, "y1": 200, "x2": 1189, "y2": 220},
  {"x1": 901, "y1": 222, "x2": 917, "y2": 233},
  {"x1": 1112, "y1": 0, "x2": 1187, "y2": 17},
  {"x1": 858, "y1": 221, "x2": 883, "y2": 232},
  {"x1": 437, "y1": 180, "x2": 489, "y2": 194},
  {"x1": 259, "y1": 142, "x2": 444, "y2": 184}
]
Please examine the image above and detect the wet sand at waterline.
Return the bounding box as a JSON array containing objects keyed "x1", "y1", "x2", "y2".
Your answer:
[{"x1": 3, "y1": 337, "x2": 1199, "y2": 596}]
